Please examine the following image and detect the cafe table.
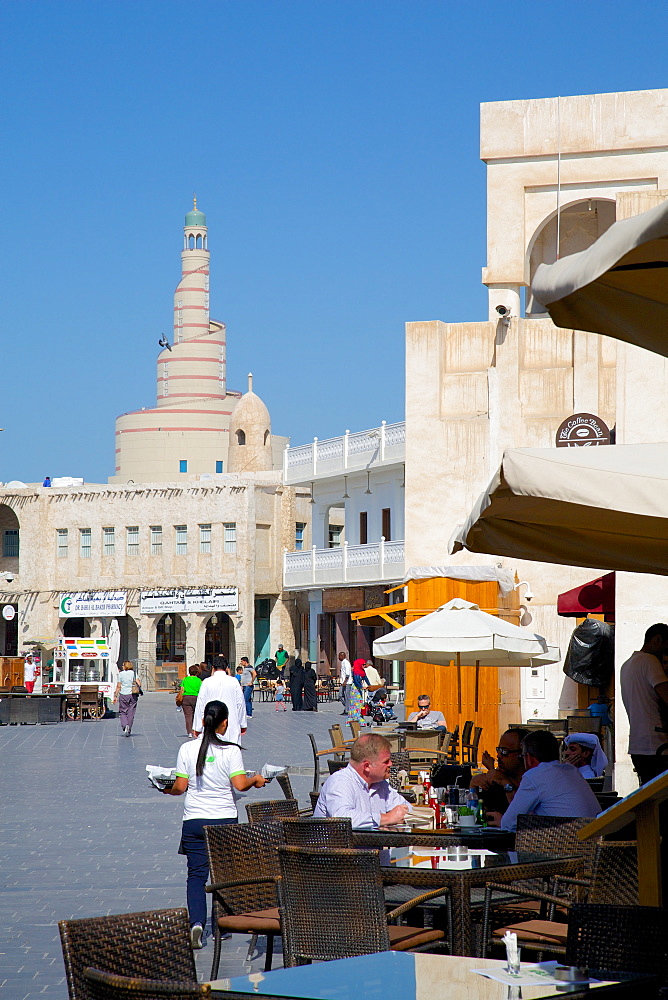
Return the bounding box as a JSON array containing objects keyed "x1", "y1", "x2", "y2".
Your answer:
[
  {"x1": 377, "y1": 848, "x2": 581, "y2": 957},
  {"x1": 209, "y1": 950, "x2": 649, "y2": 999},
  {"x1": 353, "y1": 824, "x2": 516, "y2": 852}
]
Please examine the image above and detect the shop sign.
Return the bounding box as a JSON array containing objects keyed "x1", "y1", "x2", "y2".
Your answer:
[
  {"x1": 140, "y1": 588, "x2": 239, "y2": 615},
  {"x1": 2, "y1": 605, "x2": 16, "y2": 621},
  {"x1": 322, "y1": 587, "x2": 365, "y2": 613},
  {"x1": 59, "y1": 591, "x2": 127, "y2": 617},
  {"x1": 556, "y1": 413, "x2": 611, "y2": 447}
]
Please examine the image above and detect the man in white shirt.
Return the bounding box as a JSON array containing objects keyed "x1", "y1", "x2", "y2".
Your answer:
[
  {"x1": 620, "y1": 623, "x2": 668, "y2": 785},
  {"x1": 490, "y1": 730, "x2": 600, "y2": 832},
  {"x1": 338, "y1": 651, "x2": 352, "y2": 715},
  {"x1": 192, "y1": 656, "x2": 247, "y2": 744},
  {"x1": 314, "y1": 733, "x2": 410, "y2": 828}
]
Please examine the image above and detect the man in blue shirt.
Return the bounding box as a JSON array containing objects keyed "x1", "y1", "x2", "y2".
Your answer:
[{"x1": 488, "y1": 730, "x2": 599, "y2": 832}]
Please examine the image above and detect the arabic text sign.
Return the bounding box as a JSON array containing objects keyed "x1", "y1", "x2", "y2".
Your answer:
[
  {"x1": 140, "y1": 588, "x2": 238, "y2": 615},
  {"x1": 59, "y1": 592, "x2": 127, "y2": 617}
]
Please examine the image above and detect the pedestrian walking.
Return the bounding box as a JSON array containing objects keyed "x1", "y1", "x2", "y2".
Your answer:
[
  {"x1": 162, "y1": 699, "x2": 266, "y2": 949},
  {"x1": 274, "y1": 679, "x2": 287, "y2": 711},
  {"x1": 302, "y1": 661, "x2": 318, "y2": 711},
  {"x1": 275, "y1": 644, "x2": 289, "y2": 680},
  {"x1": 239, "y1": 657, "x2": 257, "y2": 718},
  {"x1": 177, "y1": 665, "x2": 202, "y2": 736},
  {"x1": 114, "y1": 660, "x2": 141, "y2": 736},
  {"x1": 289, "y1": 657, "x2": 304, "y2": 711},
  {"x1": 338, "y1": 651, "x2": 352, "y2": 715}
]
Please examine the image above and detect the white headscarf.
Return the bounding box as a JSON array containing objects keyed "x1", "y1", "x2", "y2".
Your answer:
[{"x1": 564, "y1": 732, "x2": 608, "y2": 777}]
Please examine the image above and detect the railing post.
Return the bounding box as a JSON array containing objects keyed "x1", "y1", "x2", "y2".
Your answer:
[
  {"x1": 343, "y1": 540, "x2": 348, "y2": 583},
  {"x1": 344, "y1": 429, "x2": 349, "y2": 470},
  {"x1": 311, "y1": 544, "x2": 317, "y2": 586},
  {"x1": 380, "y1": 420, "x2": 386, "y2": 461},
  {"x1": 283, "y1": 443, "x2": 289, "y2": 482},
  {"x1": 379, "y1": 535, "x2": 385, "y2": 581},
  {"x1": 312, "y1": 437, "x2": 318, "y2": 477}
]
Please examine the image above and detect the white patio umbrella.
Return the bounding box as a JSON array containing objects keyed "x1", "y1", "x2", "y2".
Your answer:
[
  {"x1": 450, "y1": 442, "x2": 668, "y2": 576},
  {"x1": 373, "y1": 598, "x2": 559, "y2": 712},
  {"x1": 532, "y1": 197, "x2": 668, "y2": 356},
  {"x1": 108, "y1": 618, "x2": 121, "y2": 682}
]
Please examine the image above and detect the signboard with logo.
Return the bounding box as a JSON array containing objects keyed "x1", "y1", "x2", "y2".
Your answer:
[
  {"x1": 59, "y1": 591, "x2": 127, "y2": 617},
  {"x1": 2, "y1": 605, "x2": 16, "y2": 621},
  {"x1": 556, "y1": 413, "x2": 611, "y2": 448},
  {"x1": 140, "y1": 588, "x2": 239, "y2": 615}
]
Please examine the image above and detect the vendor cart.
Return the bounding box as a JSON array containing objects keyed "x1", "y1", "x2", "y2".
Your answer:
[{"x1": 53, "y1": 638, "x2": 115, "y2": 719}]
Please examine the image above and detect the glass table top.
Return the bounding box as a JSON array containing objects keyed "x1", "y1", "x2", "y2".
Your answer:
[{"x1": 210, "y1": 951, "x2": 634, "y2": 999}]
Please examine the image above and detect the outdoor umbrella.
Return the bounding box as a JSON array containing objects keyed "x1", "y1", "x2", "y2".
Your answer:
[
  {"x1": 373, "y1": 598, "x2": 558, "y2": 712},
  {"x1": 531, "y1": 197, "x2": 668, "y2": 356},
  {"x1": 450, "y1": 442, "x2": 668, "y2": 576}
]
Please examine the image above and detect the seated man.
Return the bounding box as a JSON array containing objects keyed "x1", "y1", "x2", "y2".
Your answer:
[
  {"x1": 488, "y1": 730, "x2": 600, "y2": 832},
  {"x1": 407, "y1": 694, "x2": 447, "y2": 732},
  {"x1": 314, "y1": 732, "x2": 411, "y2": 828},
  {"x1": 470, "y1": 727, "x2": 529, "y2": 814}
]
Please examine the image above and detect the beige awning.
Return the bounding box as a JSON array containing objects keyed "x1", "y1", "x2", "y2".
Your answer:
[
  {"x1": 532, "y1": 198, "x2": 668, "y2": 356},
  {"x1": 450, "y1": 442, "x2": 668, "y2": 576}
]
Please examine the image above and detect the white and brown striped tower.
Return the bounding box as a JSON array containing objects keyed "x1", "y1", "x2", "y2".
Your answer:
[{"x1": 110, "y1": 201, "x2": 242, "y2": 483}]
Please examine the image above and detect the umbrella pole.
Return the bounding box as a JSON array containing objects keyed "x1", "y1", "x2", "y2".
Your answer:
[
  {"x1": 456, "y1": 651, "x2": 462, "y2": 715},
  {"x1": 474, "y1": 660, "x2": 480, "y2": 713}
]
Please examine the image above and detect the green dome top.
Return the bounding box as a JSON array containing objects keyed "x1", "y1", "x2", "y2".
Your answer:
[{"x1": 185, "y1": 196, "x2": 206, "y2": 228}]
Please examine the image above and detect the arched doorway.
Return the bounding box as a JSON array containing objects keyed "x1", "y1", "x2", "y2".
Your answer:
[
  {"x1": 527, "y1": 199, "x2": 616, "y2": 314},
  {"x1": 205, "y1": 613, "x2": 232, "y2": 665},
  {"x1": 0, "y1": 503, "x2": 20, "y2": 577},
  {"x1": 63, "y1": 618, "x2": 91, "y2": 638},
  {"x1": 156, "y1": 613, "x2": 187, "y2": 664},
  {"x1": 119, "y1": 617, "x2": 138, "y2": 665}
]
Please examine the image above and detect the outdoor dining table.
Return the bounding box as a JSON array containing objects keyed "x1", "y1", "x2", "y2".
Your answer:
[
  {"x1": 209, "y1": 949, "x2": 650, "y2": 999},
  {"x1": 353, "y1": 825, "x2": 515, "y2": 852},
  {"x1": 377, "y1": 848, "x2": 581, "y2": 957}
]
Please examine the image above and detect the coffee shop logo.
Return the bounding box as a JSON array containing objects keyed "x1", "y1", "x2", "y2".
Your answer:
[{"x1": 556, "y1": 413, "x2": 611, "y2": 448}]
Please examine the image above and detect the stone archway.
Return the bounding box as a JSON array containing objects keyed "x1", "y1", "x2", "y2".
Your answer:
[
  {"x1": 156, "y1": 613, "x2": 187, "y2": 664},
  {"x1": 526, "y1": 198, "x2": 616, "y2": 314},
  {"x1": 0, "y1": 504, "x2": 20, "y2": 577}
]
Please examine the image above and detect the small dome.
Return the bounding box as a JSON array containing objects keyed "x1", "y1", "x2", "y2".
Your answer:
[
  {"x1": 185, "y1": 196, "x2": 206, "y2": 228},
  {"x1": 228, "y1": 374, "x2": 273, "y2": 473}
]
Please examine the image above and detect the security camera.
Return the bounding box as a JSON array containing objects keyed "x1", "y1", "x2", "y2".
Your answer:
[
  {"x1": 496, "y1": 304, "x2": 511, "y2": 318},
  {"x1": 524, "y1": 586, "x2": 534, "y2": 601},
  {"x1": 3, "y1": 573, "x2": 14, "y2": 583}
]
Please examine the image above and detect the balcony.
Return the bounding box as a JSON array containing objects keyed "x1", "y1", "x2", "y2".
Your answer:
[
  {"x1": 284, "y1": 421, "x2": 405, "y2": 486},
  {"x1": 283, "y1": 539, "x2": 405, "y2": 590}
]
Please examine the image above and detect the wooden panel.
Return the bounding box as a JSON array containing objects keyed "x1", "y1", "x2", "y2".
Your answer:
[
  {"x1": 0, "y1": 656, "x2": 24, "y2": 689},
  {"x1": 404, "y1": 578, "x2": 521, "y2": 754},
  {"x1": 322, "y1": 588, "x2": 365, "y2": 613}
]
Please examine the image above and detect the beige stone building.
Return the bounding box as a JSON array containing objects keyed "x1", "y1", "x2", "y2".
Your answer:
[{"x1": 405, "y1": 88, "x2": 668, "y2": 791}]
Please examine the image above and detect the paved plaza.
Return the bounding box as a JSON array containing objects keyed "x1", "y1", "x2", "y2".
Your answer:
[{"x1": 0, "y1": 691, "x2": 358, "y2": 998}]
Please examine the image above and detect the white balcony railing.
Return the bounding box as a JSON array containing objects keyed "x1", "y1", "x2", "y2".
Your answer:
[
  {"x1": 284, "y1": 421, "x2": 405, "y2": 485},
  {"x1": 283, "y1": 539, "x2": 405, "y2": 590}
]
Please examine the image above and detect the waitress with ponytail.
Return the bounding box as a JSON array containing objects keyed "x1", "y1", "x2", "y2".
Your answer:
[{"x1": 163, "y1": 699, "x2": 266, "y2": 949}]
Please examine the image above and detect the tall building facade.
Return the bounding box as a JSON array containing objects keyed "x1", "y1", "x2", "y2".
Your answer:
[{"x1": 110, "y1": 201, "x2": 242, "y2": 484}]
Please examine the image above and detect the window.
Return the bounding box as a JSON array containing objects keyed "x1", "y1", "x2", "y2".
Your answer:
[
  {"x1": 57, "y1": 528, "x2": 68, "y2": 558},
  {"x1": 150, "y1": 525, "x2": 162, "y2": 556},
  {"x1": 199, "y1": 524, "x2": 211, "y2": 553},
  {"x1": 179, "y1": 459, "x2": 188, "y2": 473},
  {"x1": 103, "y1": 527, "x2": 115, "y2": 556},
  {"x1": 295, "y1": 522, "x2": 305, "y2": 551},
  {"x1": 382, "y1": 508, "x2": 391, "y2": 542},
  {"x1": 328, "y1": 525, "x2": 343, "y2": 548},
  {"x1": 175, "y1": 525, "x2": 187, "y2": 555},
  {"x1": 80, "y1": 528, "x2": 91, "y2": 558},
  {"x1": 3, "y1": 529, "x2": 19, "y2": 558},
  {"x1": 224, "y1": 522, "x2": 236, "y2": 554},
  {"x1": 264, "y1": 429, "x2": 270, "y2": 445},
  {"x1": 236, "y1": 429, "x2": 246, "y2": 446},
  {"x1": 126, "y1": 526, "x2": 139, "y2": 556},
  {"x1": 359, "y1": 511, "x2": 368, "y2": 545},
  {"x1": 215, "y1": 460, "x2": 223, "y2": 474}
]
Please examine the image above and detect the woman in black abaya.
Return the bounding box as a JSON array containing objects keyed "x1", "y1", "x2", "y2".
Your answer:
[
  {"x1": 289, "y1": 657, "x2": 304, "y2": 711},
  {"x1": 302, "y1": 661, "x2": 318, "y2": 712}
]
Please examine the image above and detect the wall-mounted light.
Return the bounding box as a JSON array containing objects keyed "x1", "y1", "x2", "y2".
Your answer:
[
  {"x1": 400, "y1": 464, "x2": 405, "y2": 489},
  {"x1": 343, "y1": 476, "x2": 350, "y2": 499},
  {"x1": 309, "y1": 481, "x2": 315, "y2": 504},
  {"x1": 165, "y1": 615, "x2": 172, "y2": 627},
  {"x1": 365, "y1": 472, "x2": 372, "y2": 495},
  {"x1": 211, "y1": 614, "x2": 218, "y2": 626}
]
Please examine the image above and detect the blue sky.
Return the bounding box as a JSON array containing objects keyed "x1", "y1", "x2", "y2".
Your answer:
[{"x1": 2, "y1": 1, "x2": 667, "y2": 483}]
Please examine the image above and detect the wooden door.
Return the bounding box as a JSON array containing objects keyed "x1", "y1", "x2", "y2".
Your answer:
[{"x1": 404, "y1": 577, "x2": 520, "y2": 754}]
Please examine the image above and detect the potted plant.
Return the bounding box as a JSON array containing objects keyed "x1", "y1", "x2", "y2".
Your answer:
[{"x1": 457, "y1": 805, "x2": 476, "y2": 827}]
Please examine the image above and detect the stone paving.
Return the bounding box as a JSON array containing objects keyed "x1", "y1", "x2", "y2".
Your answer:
[{"x1": 0, "y1": 690, "x2": 356, "y2": 998}]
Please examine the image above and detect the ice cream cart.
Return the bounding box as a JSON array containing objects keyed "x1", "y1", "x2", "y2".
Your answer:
[{"x1": 53, "y1": 637, "x2": 116, "y2": 718}]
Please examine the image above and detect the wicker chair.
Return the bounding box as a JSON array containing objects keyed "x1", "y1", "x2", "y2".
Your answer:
[
  {"x1": 308, "y1": 732, "x2": 349, "y2": 793},
  {"x1": 462, "y1": 726, "x2": 483, "y2": 767},
  {"x1": 329, "y1": 723, "x2": 354, "y2": 752},
  {"x1": 481, "y1": 841, "x2": 638, "y2": 958},
  {"x1": 277, "y1": 846, "x2": 446, "y2": 966},
  {"x1": 309, "y1": 790, "x2": 320, "y2": 812},
  {"x1": 282, "y1": 816, "x2": 353, "y2": 847},
  {"x1": 83, "y1": 968, "x2": 210, "y2": 999},
  {"x1": 204, "y1": 822, "x2": 283, "y2": 978},
  {"x1": 245, "y1": 798, "x2": 299, "y2": 824},
  {"x1": 349, "y1": 720, "x2": 362, "y2": 740},
  {"x1": 565, "y1": 903, "x2": 668, "y2": 977},
  {"x1": 59, "y1": 908, "x2": 196, "y2": 1000},
  {"x1": 446, "y1": 724, "x2": 459, "y2": 762}
]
